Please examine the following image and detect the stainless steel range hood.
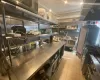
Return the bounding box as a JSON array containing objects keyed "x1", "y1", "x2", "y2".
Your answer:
[{"x1": 81, "y1": 0, "x2": 100, "y2": 20}]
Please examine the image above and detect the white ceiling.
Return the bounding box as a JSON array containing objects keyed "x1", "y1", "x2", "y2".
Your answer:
[{"x1": 38, "y1": 0, "x2": 83, "y2": 22}]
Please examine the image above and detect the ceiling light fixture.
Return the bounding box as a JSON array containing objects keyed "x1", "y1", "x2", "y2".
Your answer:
[
  {"x1": 80, "y1": 2, "x2": 83, "y2": 5},
  {"x1": 16, "y1": 1, "x2": 19, "y2": 4},
  {"x1": 49, "y1": 9, "x2": 52, "y2": 12},
  {"x1": 64, "y1": 0, "x2": 68, "y2": 4}
]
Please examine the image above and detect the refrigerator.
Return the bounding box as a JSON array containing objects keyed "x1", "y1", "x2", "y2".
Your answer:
[{"x1": 77, "y1": 24, "x2": 100, "y2": 54}]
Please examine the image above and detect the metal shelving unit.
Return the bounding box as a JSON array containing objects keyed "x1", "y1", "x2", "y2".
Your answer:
[{"x1": 0, "y1": 1, "x2": 58, "y2": 80}]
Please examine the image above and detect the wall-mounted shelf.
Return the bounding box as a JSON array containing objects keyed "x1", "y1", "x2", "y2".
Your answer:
[
  {"x1": 40, "y1": 33, "x2": 58, "y2": 39},
  {"x1": 52, "y1": 27, "x2": 66, "y2": 28},
  {"x1": 7, "y1": 35, "x2": 40, "y2": 46},
  {"x1": 66, "y1": 29, "x2": 77, "y2": 31},
  {"x1": 0, "y1": 1, "x2": 57, "y2": 25},
  {"x1": 6, "y1": 33, "x2": 58, "y2": 47}
]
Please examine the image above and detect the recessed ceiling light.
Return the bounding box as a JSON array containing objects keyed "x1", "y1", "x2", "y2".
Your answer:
[
  {"x1": 64, "y1": 0, "x2": 68, "y2": 4},
  {"x1": 49, "y1": 9, "x2": 52, "y2": 12},
  {"x1": 16, "y1": 1, "x2": 19, "y2": 4},
  {"x1": 80, "y1": 2, "x2": 83, "y2": 5}
]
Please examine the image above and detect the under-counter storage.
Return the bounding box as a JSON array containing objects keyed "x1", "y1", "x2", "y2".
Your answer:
[
  {"x1": 0, "y1": 42, "x2": 65, "y2": 80},
  {"x1": 30, "y1": 45, "x2": 65, "y2": 80}
]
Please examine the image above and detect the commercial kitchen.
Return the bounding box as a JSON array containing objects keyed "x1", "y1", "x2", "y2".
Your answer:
[{"x1": 0, "y1": 0, "x2": 100, "y2": 80}]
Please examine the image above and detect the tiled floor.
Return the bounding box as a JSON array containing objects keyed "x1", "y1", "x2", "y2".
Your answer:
[{"x1": 51, "y1": 51, "x2": 85, "y2": 80}]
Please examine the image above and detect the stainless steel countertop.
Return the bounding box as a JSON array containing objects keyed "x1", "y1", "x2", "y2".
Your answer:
[{"x1": 1, "y1": 41, "x2": 65, "y2": 80}]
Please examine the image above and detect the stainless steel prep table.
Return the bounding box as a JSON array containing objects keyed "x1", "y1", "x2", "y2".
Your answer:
[{"x1": 1, "y1": 41, "x2": 65, "y2": 80}]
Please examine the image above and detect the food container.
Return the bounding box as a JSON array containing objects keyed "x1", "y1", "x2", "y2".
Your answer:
[{"x1": 38, "y1": 8, "x2": 47, "y2": 19}]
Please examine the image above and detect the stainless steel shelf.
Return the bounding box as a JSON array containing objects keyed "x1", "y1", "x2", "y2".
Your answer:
[
  {"x1": 5, "y1": 33, "x2": 59, "y2": 47},
  {"x1": 0, "y1": 1, "x2": 57, "y2": 25}
]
